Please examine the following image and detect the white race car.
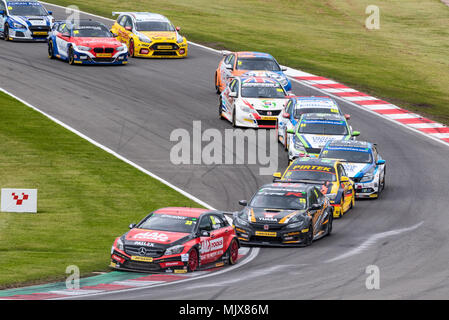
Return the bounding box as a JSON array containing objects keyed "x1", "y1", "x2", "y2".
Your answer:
[
  {"x1": 219, "y1": 76, "x2": 289, "y2": 128},
  {"x1": 278, "y1": 96, "x2": 350, "y2": 150}
]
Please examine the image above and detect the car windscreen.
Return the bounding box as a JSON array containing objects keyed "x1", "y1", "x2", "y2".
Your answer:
[
  {"x1": 284, "y1": 164, "x2": 337, "y2": 182},
  {"x1": 241, "y1": 84, "x2": 285, "y2": 98},
  {"x1": 321, "y1": 148, "x2": 372, "y2": 163},
  {"x1": 73, "y1": 25, "x2": 112, "y2": 37},
  {"x1": 136, "y1": 21, "x2": 174, "y2": 31},
  {"x1": 236, "y1": 58, "x2": 281, "y2": 71},
  {"x1": 295, "y1": 108, "x2": 337, "y2": 119},
  {"x1": 250, "y1": 190, "x2": 307, "y2": 210},
  {"x1": 7, "y1": 2, "x2": 47, "y2": 16},
  {"x1": 137, "y1": 214, "x2": 198, "y2": 233},
  {"x1": 298, "y1": 119, "x2": 348, "y2": 135}
]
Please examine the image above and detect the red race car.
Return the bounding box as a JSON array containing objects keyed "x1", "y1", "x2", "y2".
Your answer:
[{"x1": 110, "y1": 207, "x2": 240, "y2": 273}]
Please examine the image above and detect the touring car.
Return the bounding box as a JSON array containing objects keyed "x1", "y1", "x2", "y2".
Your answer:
[
  {"x1": 110, "y1": 207, "x2": 240, "y2": 273},
  {"x1": 215, "y1": 51, "x2": 291, "y2": 93},
  {"x1": 219, "y1": 76, "x2": 289, "y2": 128},
  {"x1": 272, "y1": 158, "x2": 355, "y2": 218},
  {"x1": 278, "y1": 96, "x2": 351, "y2": 150},
  {"x1": 48, "y1": 20, "x2": 128, "y2": 65},
  {"x1": 0, "y1": 0, "x2": 53, "y2": 41},
  {"x1": 287, "y1": 113, "x2": 360, "y2": 162},
  {"x1": 110, "y1": 12, "x2": 187, "y2": 58},
  {"x1": 319, "y1": 140, "x2": 386, "y2": 198},
  {"x1": 233, "y1": 183, "x2": 333, "y2": 246}
]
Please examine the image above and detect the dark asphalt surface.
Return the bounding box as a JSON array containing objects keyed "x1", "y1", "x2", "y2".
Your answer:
[{"x1": 2, "y1": 4, "x2": 449, "y2": 299}]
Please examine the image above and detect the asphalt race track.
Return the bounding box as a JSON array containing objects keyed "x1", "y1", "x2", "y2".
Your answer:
[{"x1": 2, "y1": 5, "x2": 449, "y2": 299}]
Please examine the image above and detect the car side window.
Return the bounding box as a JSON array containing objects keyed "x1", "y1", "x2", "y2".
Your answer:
[
  {"x1": 285, "y1": 100, "x2": 292, "y2": 115},
  {"x1": 199, "y1": 215, "x2": 213, "y2": 232},
  {"x1": 224, "y1": 54, "x2": 232, "y2": 65},
  {"x1": 372, "y1": 146, "x2": 379, "y2": 163},
  {"x1": 0, "y1": 2, "x2": 6, "y2": 11},
  {"x1": 118, "y1": 15, "x2": 127, "y2": 27},
  {"x1": 228, "y1": 54, "x2": 235, "y2": 68},
  {"x1": 210, "y1": 215, "x2": 225, "y2": 230},
  {"x1": 124, "y1": 16, "x2": 133, "y2": 29},
  {"x1": 308, "y1": 190, "x2": 317, "y2": 206},
  {"x1": 339, "y1": 164, "x2": 347, "y2": 177}
]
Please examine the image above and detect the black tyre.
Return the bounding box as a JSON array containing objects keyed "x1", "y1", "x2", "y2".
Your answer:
[
  {"x1": 232, "y1": 108, "x2": 237, "y2": 127},
  {"x1": 3, "y1": 24, "x2": 9, "y2": 41},
  {"x1": 68, "y1": 46, "x2": 75, "y2": 65},
  {"x1": 304, "y1": 224, "x2": 314, "y2": 246},
  {"x1": 215, "y1": 72, "x2": 221, "y2": 94},
  {"x1": 48, "y1": 40, "x2": 55, "y2": 59},
  {"x1": 129, "y1": 39, "x2": 135, "y2": 57},
  {"x1": 227, "y1": 238, "x2": 239, "y2": 265},
  {"x1": 326, "y1": 209, "x2": 333, "y2": 236},
  {"x1": 219, "y1": 98, "x2": 225, "y2": 119}
]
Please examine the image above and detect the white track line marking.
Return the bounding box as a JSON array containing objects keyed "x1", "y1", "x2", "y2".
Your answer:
[
  {"x1": 325, "y1": 222, "x2": 424, "y2": 263},
  {"x1": 112, "y1": 280, "x2": 165, "y2": 287},
  {"x1": 49, "y1": 289, "x2": 104, "y2": 295}
]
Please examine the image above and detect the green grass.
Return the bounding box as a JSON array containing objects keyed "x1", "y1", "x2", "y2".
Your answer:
[
  {"x1": 47, "y1": 0, "x2": 449, "y2": 124},
  {"x1": 0, "y1": 92, "x2": 200, "y2": 289}
]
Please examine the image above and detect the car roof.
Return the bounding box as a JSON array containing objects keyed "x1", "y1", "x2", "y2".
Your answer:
[
  {"x1": 325, "y1": 140, "x2": 372, "y2": 149},
  {"x1": 239, "y1": 76, "x2": 280, "y2": 85},
  {"x1": 290, "y1": 157, "x2": 338, "y2": 167},
  {"x1": 235, "y1": 51, "x2": 274, "y2": 59},
  {"x1": 259, "y1": 182, "x2": 312, "y2": 193},
  {"x1": 300, "y1": 112, "x2": 345, "y2": 121},
  {"x1": 153, "y1": 207, "x2": 210, "y2": 218},
  {"x1": 292, "y1": 96, "x2": 339, "y2": 108},
  {"x1": 131, "y1": 12, "x2": 170, "y2": 22}
]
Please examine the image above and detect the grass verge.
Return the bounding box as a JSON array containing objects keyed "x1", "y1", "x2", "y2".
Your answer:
[
  {"x1": 0, "y1": 91, "x2": 200, "y2": 289},
  {"x1": 46, "y1": 0, "x2": 449, "y2": 124}
]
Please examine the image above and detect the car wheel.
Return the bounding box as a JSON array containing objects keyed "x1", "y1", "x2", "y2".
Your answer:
[
  {"x1": 227, "y1": 238, "x2": 239, "y2": 265},
  {"x1": 232, "y1": 108, "x2": 237, "y2": 127},
  {"x1": 48, "y1": 40, "x2": 55, "y2": 59},
  {"x1": 304, "y1": 224, "x2": 314, "y2": 246},
  {"x1": 68, "y1": 46, "x2": 75, "y2": 65},
  {"x1": 187, "y1": 248, "x2": 199, "y2": 272},
  {"x1": 215, "y1": 72, "x2": 221, "y2": 94},
  {"x1": 219, "y1": 98, "x2": 225, "y2": 119},
  {"x1": 3, "y1": 24, "x2": 9, "y2": 41},
  {"x1": 326, "y1": 209, "x2": 333, "y2": 236},
  {"x1": 284, "y1": 129, "x2": 288, "y2": 151},
  {"x1": 129, "y1": 39, "x2": 135, "y2": 57}
]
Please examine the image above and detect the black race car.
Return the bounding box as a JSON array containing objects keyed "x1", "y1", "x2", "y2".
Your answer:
[{"x1": 232, "y1": 182, "x2": 333, "y2": 246}]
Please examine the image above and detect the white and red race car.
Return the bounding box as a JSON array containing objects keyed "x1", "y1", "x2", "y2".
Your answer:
[{"x1": 219, "y1": 76, "x2": 290, "y2": 128}]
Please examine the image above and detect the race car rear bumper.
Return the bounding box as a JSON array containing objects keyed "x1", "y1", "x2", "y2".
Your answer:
[
  {"x1": 134, "y1": 42, "x2": 188, "y2": 58},
  {"x1": 354, "y1": 181, "x2": 379, "y2": 198}
]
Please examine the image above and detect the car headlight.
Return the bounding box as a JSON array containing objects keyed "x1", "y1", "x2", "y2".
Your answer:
[
  {"x1": 235, "y1": 214, "x2": 250, "y2": 227},
  {"x1": 164, "y1": 245, "x2": 184, "y2": 256},
  {"x1": 294, "y1": 138, "x2": 306, "y2": 152},
  {"x1": 77, "y1": 46, "x2": 91, "y2": 51},
  {"x1": 12, "y1": 21, "x2": 26, "y2": 29},
  {"x1": 360, "y1": 174, "x2": 374, "y2": 182},
  {"x1": 176, "y1": 34, "x2": 184, "y2": 43},
  {"x1": 286, "y1": 219, "x2": 305, "y2": 229},
  {"x1": 240, "y1": 104, "x2": 252, "y2": 113},
  {"x1": 116, "y1": 45, "x2": 127, "y2": 52},
  {"x1": 138, "y1": 35, "x2": 152, "y2": 43},
  {"x1": 115, "y1": 237, "x2": 124, "y2": 251}
]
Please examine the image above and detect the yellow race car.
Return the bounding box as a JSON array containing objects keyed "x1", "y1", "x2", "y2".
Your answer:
[
  {"x1": 273, "y1": 158, "x2": 355, "y2": 218},
  {"x1": 110, "y1": 12, "x2": 188, "y2": 58}
]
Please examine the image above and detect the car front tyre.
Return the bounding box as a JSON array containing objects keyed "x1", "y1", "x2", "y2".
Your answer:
[{"x1": 187, "y1": 248, "x2": 199, "y2": 272}]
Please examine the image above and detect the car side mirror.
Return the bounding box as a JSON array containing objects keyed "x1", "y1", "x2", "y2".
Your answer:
[
  {"x1": 282, "y1": 113, "x2": 290, "y2": 119},
  {"x1": 175, "y1": 26, "x2": 181, "y2": 32},
  {"x1": 376, "y1": 159, "x2": 386, "y2": 165},
  {"x1": 225, "y1": 64, "x2": 233, "y2": 70},
  {"x1": 344, "y1": 114, "x2": 351, "y2": 120},
  {"x1": 129, "y1": 223, "x2": 136, "y2": 229},
  {"x1": 238, "y1": 200, "x2": 248, "y2": 206},
  {"x1": 200, "y1": 230, "x2": 210, "y2": 237},
  {"x1": 229, "y1": 91, "x2": 237, "y2": 98},
  {"x1": 0, "y1": 10, "x2": 5, "y2": 16},
  {"x1": 351, "y1": 131, "x2": 360, "y2": 137},
  {"x1": 281, "y1": 66, "x2": 287, "y2": 71},
  {"x1": 311, "y1": 203, "x2": 323, "y2": 210},
  {"x1": 272, "y1": 172, "x2": 282, "y2": 181},
  {"x1": 48, "y1": 11, "x2": 52, "y2": 15},
  {"x1": 125, "y1": 26, "x2": 132, "y2": 31},
  {"x1": 111, "y1": 32, "x2": 118, "y2": 37},
  {"x1": 287, "y1": 128, "x2": 295, "y2": 134},
  {"x1": 340, "y1": 176, "x2": 350, "y2": 182}
]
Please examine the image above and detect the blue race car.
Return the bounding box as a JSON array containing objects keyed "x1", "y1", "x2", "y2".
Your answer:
[
  {"x1": 319, "y1": 140, "x2": 386, "y2": 199},
  {"x1": 0, "y1": 0, "x2": 53, "y2": 41},
  {"x1": 278, "y1": 96, "x2": 351, "y2": 150}
]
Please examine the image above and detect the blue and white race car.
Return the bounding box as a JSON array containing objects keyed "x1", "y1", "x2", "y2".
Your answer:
[
  {"x1": 286, "y1": 113, "x2": 360, "y2": 162},
  {"x1": 319, "y1": 140, "x2": 386, "y2": 199},
  {"x1": 278, "y1": 96, "x2": 351, "y2": 150},
  {"x1": 0, "y1": 0, "x2": 53, "y2": 41}
]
